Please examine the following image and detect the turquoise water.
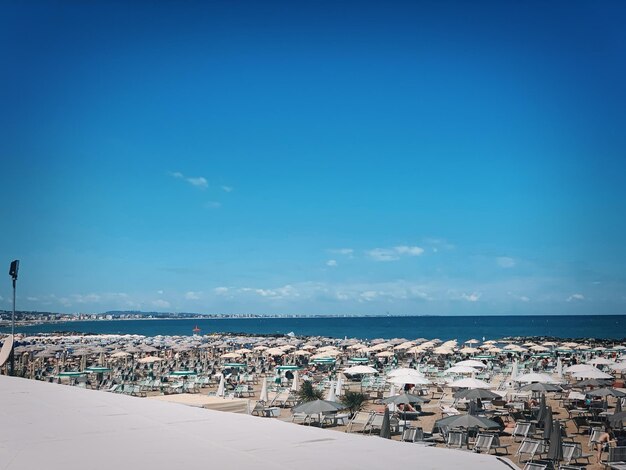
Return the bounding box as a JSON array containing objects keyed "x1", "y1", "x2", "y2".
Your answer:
[{"x1": 6, "y1": 315, "x2": 625, "y2": 342}]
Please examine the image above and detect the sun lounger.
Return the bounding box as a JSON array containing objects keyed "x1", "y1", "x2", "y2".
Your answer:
[
  {"x1": 522, "y1": 462, "x2": 547, "y2": 470},
  {"x1": 446, "y1": 429, "x2": 467, "y2": 448},
  {"x1": 515, "y1": 439, "x2": 542, "y2": 462},
  {"x1": 472, "y1": 433, "x2": 494, "y2": 453},
  {"x1": 562, "y1": 442, "x2": 592, "y2": 465},
  {"x1": 346, "y1": 411, "x2": 373, "y2": 433}
]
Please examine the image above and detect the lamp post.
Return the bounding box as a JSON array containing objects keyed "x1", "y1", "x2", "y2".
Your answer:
[{"x1": 9, "y1": 260, "x2": 19, "y2": 376}]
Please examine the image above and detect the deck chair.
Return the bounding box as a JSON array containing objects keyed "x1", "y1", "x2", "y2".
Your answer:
[
  {"x1": 472, "y1": 433, "x2": 494, "y2": 453},
  {"x1": 366, "y1": 412, "x2": 385, "y2": 434},
  {"x1": 563, "y1": 442, "x2": 592, "y2": 465},
  {"x1": 571, "y1": 416, "x2": 590, "y2": 434},
  {"x1": 402, "y1": 427, "x2": 419, "y2": 442},
  {"x1": 346, "y1": 411, "x2": 373, "y2": 433},
  {"x1": 512, "y1": 421, "x2": 535, "y2": 442},
  {"x1": 515, "y1": 439, "x2": 542, "y2": 462},
  {"x1": 431, "y1": 385, "x2": 445, "y2": 399},
  {"x1": 601, "y1": 446, "x2": 626, "y2": 468},
  {"x1": 491, "y1": 434, "x2": 511, "y2": 455},
  {"x1": 522, "y1": 462, "x2": 547, "y2": 470},
  {"x1": 446, "y1": 429, "x2": 467, "y2": 448},
  {"x1": 588, "y1": 426, "x2": 604, "y2": 449}
]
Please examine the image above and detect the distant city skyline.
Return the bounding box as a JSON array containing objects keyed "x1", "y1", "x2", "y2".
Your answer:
[{"x1": 1, "y1": 1, "x2": 625, "y2": 316}]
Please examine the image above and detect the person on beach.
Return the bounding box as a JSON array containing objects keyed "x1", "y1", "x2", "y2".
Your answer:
[{"x1": 595, "y1": 426, "x2": 616, "y2": 463}]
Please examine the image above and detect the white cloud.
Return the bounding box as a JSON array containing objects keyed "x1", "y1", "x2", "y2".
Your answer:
[
  {"x1": 326, "y1": 259, "x2": 338, "y2": 267},
  {"x1": 461, "y1": 292, "x2": 482, "y2": 302},
  {"x1": 186, "y1": 177, "x2": 208, "y2": 188},
  {"x1": 157, "y1": 290, "x2": 164, "y2": 295},
  {"x1": 205, "y1": 201, "x2": 221, "y2": 209},
  {"x1": 366, "y1": 245, "x2": 424, "y2": 261},
  {"x1": 567, "y1": 293, "x2": 585, "y2": 302},
  {"x1": 214, "y1": 287, "x2": 229, "y2": 295},
  {"x1": 221, "y1": 185, "x2": 233, "y2": 192},
  {"x1": 329, "y1": 248, "x2": 354, "y2": 256},
  {"x1": 152, "y1": 299, "x2": 171, "y2": 308},
  {"x1": 27, "y1": 296, "x2": 39, "y2": 302},
  {"x1": 241, "y1": 285, "x2": 299, "y2": 300},
  {"x1": 171, "y1": 171, "x2": 208, "y2": 189},
  {"x1": 360, "y1": 291, "x2": 379, "y2": 301},
  {"x1": 519, "y1": 296, "x2": 530, "y2": 302},
  {"x1": 496, "y1": 257, "x2": 516, "y2": 268},
  {"x1": 185, "y1": 291, "x2": 202, "y2": 300}
]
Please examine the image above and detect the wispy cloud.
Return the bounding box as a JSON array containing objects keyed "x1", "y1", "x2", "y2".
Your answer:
[
  {"x1": 567, "y1": 293, "x2": 585, "y2": 302},
  {"x1": 152, "y1": 299, "x2": 171, "y2": 308},
  {"x1": 326, "y1": 259, "x2": 338, "y2": 267},
  {"x1": 205, "y1": 201, "x2": 221, "y2": 209},
  {"x1": 329, "y1": 248, "x2": 354, "y2": 256},
  {"x1": 496, "y1": 256, "x2": 516, "y2": 268},
  {"x1": 461, "y1": 292, "x2": 482, "y2": 302},
  {"x1": 366, "y1": 245, "x2": 424, "y2": 261},
  {"x1": 170, "y1": 171, "x2": 208, "y2": 189},
  {"x1": 221, "y1": 185, "x2": 233, "y2": 192},
  {"x1": 184, "y1": 291, "x2": 202, "y2": 300}
]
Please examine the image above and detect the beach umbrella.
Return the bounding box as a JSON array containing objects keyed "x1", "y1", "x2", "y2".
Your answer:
[
  {"x1": 519, "y1": 382, "x2": 562, "y2": 393},
  {"x1": 444, "y1": 365, "x2": 477, "y2": 374},
  {"x1": 435, "y1": 413, "x2": 501, "y2": 431},
  {"x1": 292, "y1": 399, "x2": 345, "y2": 415},
  {"x1": 334, "y1": 375, "x2": 343, "y2": 397},
  {"x1": 513, "y1": 372, "x2": 556, "y2": 384},
  {"x1": 543, "y1": 407, "x2": 553, "y2": 440},
  {"x1": 343, "y1": 365, "x2": 378, "y2": 375},
  {"x1": 573, "y1": 378, "x2": 612, "y2": 388},
  {"x1": 137, "y1": 356, "x2": 163, "y2": 364},
  {"x1": 555, "y1": 357, "x2": 563, "y2": 378},
  {"x1": 380, "y1": 407, "x2": 391, "y2": 439},
  {"x1": 535, "y1": 394, "x2": 548, "y2": 426},
  {"x1": 387, "y1": 374, "x2": 430, "y2": 386},
  {"x1": 387, "y1": 368, "x2": 424, "y2": 377},
  {"x1": 572, "y1": 368, "x2": 613, "y2": 380},
  {"x1": 448, "y1": 377, "x2": 491, "y2": 389},
  {"x1": 453, "y1": 389, "x2": 501, "y2": 401},
  {"x1": 454, "y1": 359, "x2": 487, "y2": 369},
  {"x1": 546, "y1": 419, "x2": 563, "y2": 462},
  {"x1": 381, "y1": 393, "x2": 427, "y2": 405},
  {"x1": 259, "y1": 377, "x2": 268, "y2": 402},
  {"x1": 587, "y1": 388, "x2": 626, "y2": 398},
  {"x1": 216, "y1": 375, "x2": 225, "y2": 398},
  {"x1": 564, "y1": 363, "x2": 598, "y2": 374},
  {"x1": 510, "y1": 360, "x2": 519, "y2": 381},
  {"x1": 325, "y1": 381, "x2": 337, "y2": 402},
  {"x1": 291, "y1": 370, "x2": 300, "y2": 393},
  {"x1": 587, "y1": 358, "x2": 616, "y2": 366}
]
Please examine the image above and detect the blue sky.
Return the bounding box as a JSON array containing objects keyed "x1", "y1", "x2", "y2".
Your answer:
[{"x1": 1, "y1": 1, "x2": 625, "y2": 315}]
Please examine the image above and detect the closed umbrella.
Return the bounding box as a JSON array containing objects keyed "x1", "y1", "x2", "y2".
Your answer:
[
  {"x1": 334, "y1": 375, "x2": 343, "y2": 397},
  {"x1": 291, "y1": 371, "x2": 300, "y2": 393},
  {"x1": 259, "y1": 377, "x2": 268, "y2": 402},
  {"x1": 325, "y1": 381, "x2": 337, "y2": 402},
  {"x1": 380, "y1": 407, "x2": 391, "y2": 439},
  {"x1": 216, "y1": 375, "x2": 225, "y2": 398},
  {"x1": 536, "y1": 394, "x2": 547, "y2": 427},
  {"x1": 546, "y1": 419, "x2": 563, "y2": 462},
  {"x1": 543, "y1": 407, "x2": 553, "y2": 440}
]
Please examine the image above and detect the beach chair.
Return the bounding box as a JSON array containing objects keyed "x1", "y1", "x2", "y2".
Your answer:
[
  {"x1": 572, "y1": 416, "x2": 590, "y2": 434},
  {"x1": 588, "y1": 426, "x2": 604, "y2": 449},
  {"x1": 512, "y1": 421, "x2": 535, "y2": 442},
  {"x1": 446, "y1": 429, "x2": 467, "y2": 448},
  {"x1": 601, "y1": 446, "x2": 626, "y2": 468},
  {"x1": 346, "y1": 411, "x2": 373, "y2": 433},
  {"x1": 522, "y1": 462, "x2": 547, "y2": 470},
  {"x1": 491, "y1": 433, "x2": 511, "y2": 455},
  {"x1": 561, "y1": 442, "x2": 592, "y2": 465},
  {"x1": 366, "y1": 412, "x2": 385, "y2": 434},
  {"x1": 431, "y1": 385, "x2": 445, "y2": 399},
  {"x1": 515, "y1": 439, "x2": 542, "y2": 462},
  {"x1": 472, "y1": 433, "x2": 494, "y2": 453}
]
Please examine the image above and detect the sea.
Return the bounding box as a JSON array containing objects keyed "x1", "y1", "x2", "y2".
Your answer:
[{"x1": 6, "y1": 315, "x2": 626, "y2": 343}]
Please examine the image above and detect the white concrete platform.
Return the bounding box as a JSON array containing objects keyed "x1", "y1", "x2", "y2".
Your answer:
[{"x1": 0, "y1": 376, "x2": 518, "y2": 469}]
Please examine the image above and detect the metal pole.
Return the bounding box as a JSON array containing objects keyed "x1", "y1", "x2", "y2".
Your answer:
[{"x1": 10, "y1": 278, "x2": 16, "y2": 375}]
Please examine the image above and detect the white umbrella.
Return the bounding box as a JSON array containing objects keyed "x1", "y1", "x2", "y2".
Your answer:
[
  {"x1": 259, "y1": 377, "x2": 268, "y2": 402},
  {"x1": 556, "y1": 357, "x2": 563, "y2": 378},
  {"x1": 444, "y1": 365, "x2": 478, "y2": 374},
  {"x1": 510, "y1": 360, "x2": 519, "y2": 381},
  {"x1": 343, "y1": 365, "x2": 377, "y2": 375},
  {"x1": 454, "y1": 360, "x2": 487, "y2": 369},
  {"x1": 572, "y1": 368, "x2": 613, "y2": 380},
  {"x1": 513, "y1": 372, "x2": 557, "y2": 384},
  {"x1": 564, "y1": 363, "x2": 600, "y2": 374},
  {"x1": 587, "y1": 358, "x2": 616, "y2": 366},
  {"x1": 448, "y1": 377, "x2": 491, "y2": 389},
  {"x1": 387, "y1": 374, "x2": 430, "y2": 385},
  {"x1": 291, "y1": 371, "x2": 300, "y2": 393},
  {"x1": 334, "y1": 375, "x2": 343, "y2": 397},
  {"x1": 216, "y1": 375, "x2": 225, "y2": 398},
  {"x1": 325, "y1": 381, "x2": 337, "y2": 401},
  {"x1": 387, "y1": 367, "x2": 424, "y2": 377}
]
